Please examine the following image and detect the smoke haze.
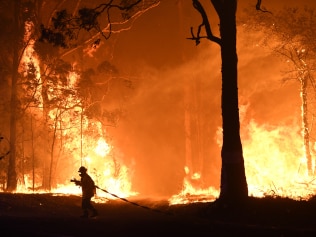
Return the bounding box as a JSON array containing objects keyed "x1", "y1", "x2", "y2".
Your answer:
[{"x1": 101, "y1": 0, "x2": 308, "y2": 197}]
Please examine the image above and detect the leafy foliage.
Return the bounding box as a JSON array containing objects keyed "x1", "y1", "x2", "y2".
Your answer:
[
  {"x1": 39, "y1": 0, "x2": 160, "y2": 48},
  {"x1": 78, "y1": 8, "x2": 100, "y2": 31}
]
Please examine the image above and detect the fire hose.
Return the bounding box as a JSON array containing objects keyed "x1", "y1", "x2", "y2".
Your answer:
[
  {"x1": 95, "y1": 185, "x2": 173, "y2": 216},
  {"x1": 71, "y1": 179, "x2": 172, "y2": 216}
]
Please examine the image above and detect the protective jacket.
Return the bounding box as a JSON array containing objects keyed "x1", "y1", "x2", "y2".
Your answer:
[{"x1": 80, "y1": 173, "x2": 96, "y2": 198}]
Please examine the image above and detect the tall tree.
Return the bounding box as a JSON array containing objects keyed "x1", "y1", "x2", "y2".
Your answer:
[
  {"x1": 188, "y1": 0, "x2": 268, "y2": 204},
  {"x1": 5, "y1": 0, "x2": 49, "y2": 191},
  {"x1": 7, "y1": 0, "x2": 23, "y2": 191}
]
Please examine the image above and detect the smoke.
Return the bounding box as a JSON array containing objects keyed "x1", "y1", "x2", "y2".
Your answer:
[
  {"x1": 238, "y1": 27, "x2": 301, "y2": 126},
  {"x1": 108, "y1": 25, "x2": 305, "y2": 198},
  {"x1": 98, "y1": 1, "x2": 304, "y2": 198},
  {"x1": 107, "y1": 44, "x2": 223, "y2": 197}
]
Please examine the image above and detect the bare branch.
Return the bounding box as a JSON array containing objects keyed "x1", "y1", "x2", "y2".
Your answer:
[
  {"x1": 40, "y1": 1, "x2": 160, "y2": 48},
  {"x1": 188, "y1": 0, "x2": 221, "y2": 46},
  {"x1": 256, "y1": 0, "x2": 272, "y2": 14}
]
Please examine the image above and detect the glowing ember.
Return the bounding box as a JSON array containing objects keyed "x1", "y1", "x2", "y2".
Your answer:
[{"x1": 169, "y1": 166, "x2": 219, "y2": 205}]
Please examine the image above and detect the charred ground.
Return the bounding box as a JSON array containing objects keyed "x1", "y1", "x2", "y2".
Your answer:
[{"x1": 0, "y1": 192, "x2": 316, "y2": 236}]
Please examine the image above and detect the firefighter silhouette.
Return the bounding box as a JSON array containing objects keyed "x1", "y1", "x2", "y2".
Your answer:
[{"x1": 73, "y1": 166, "x2": 98, "y2": 218}]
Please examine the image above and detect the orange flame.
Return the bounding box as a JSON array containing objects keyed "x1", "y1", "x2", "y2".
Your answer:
[
  {"x1": 170, "y1": 117, "x2": 316, "y2": 205},
  {"x1": 16, "y1": 42, "x2": 137, "y2": 201}
]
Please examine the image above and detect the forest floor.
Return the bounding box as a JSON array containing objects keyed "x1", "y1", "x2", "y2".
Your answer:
[{"x1": 1, "y1": 192, "x2": 316, "y2": 237}]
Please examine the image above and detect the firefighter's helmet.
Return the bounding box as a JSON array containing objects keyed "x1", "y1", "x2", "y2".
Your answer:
[{"x1": 78, "y1": 166, "x2": 87, "y2": 173}]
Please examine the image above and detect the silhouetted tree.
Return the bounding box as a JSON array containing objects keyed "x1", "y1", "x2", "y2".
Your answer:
[
  {"x1": 7, "y1": 0, "x2": 23, "y2": 191},
  {"x1": 188, "y1": 0, "x2": 269, "y2": 204},
  {"x1": 3, "y1": 0, "x2": 57, "y2": 191},
  {"x1": 39, "y1": 0, "x2": 160, "y2": 50}
]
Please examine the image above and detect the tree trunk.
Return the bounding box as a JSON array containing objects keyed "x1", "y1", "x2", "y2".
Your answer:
[
  {"x1": 300, "y1": 76, "x2": 313, "y2": 175},
  {"x1": 217, "y1": 0, "x2": 248, "y2": 203},
  {"x1": 7, "y1": 0, "x2": 21, "y2": 192},
  {"x1": 48, "y1": 111, "x2": 59, "y2": 191}
]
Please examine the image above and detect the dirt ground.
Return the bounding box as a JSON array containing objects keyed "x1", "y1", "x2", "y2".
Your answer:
[{"x1": 1, "y1": 192, "x2": 316, "y2": 237}]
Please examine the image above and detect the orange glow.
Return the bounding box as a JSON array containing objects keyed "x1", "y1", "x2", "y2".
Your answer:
[
  {"x1": 18, "y1": 42, "x2": 316, "y2": 205},
  {"x1": 16, "y1": 106, "x2": 137, "y2": 202},
  {"x1": 95, "y1": 138, "x2": 111, "y2": 157},
  {"x1": 16, "y1": 46, "x2": 137, "y2": 202},
  {"x1": 20, "y1": 21, "x2": 43, "y2": 109},
  {"x1": 169, "y1": 166, "x2": 219, "y2": 205},
  {"x1": 15, "y1": 16, "x2": 137, "y2": 199},
  {"x1": 242, "y1": 120, "x2": 315, "y2": 199},
  {"x1": 11, "y1": 2, "x2": 316, "y2": 206},
  {"x1": 170, "y1": 115, "x2": 316, "y2": 205}
]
